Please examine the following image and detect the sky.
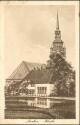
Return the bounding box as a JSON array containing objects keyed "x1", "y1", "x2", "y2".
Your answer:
[{"x1": 4, "y1": 5, "x2": 75, "y2": 78}]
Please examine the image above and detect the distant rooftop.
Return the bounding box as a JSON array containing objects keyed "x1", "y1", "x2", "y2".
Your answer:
[{"x1": 7, "y1": 61, "x2": 46, "y2": 80}]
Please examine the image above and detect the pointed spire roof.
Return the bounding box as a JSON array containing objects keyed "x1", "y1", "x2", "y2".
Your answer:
[{"x1": 56, "y1": 11, "x2": 59, "y2": 30}]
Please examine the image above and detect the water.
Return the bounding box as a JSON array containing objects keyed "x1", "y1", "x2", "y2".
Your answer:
[{"x1": 5, "y1": 96, "x2": 75, "y2": 119}]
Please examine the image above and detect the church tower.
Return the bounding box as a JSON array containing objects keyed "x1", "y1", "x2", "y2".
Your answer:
[
  {"x1": 50, "y1": 12, "x2": 66, "y2": 58},
  {"x1": 47, "y1": 12, "x2": 66, "y2": 67}
]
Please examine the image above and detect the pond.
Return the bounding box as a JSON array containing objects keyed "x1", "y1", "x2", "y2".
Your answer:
[{"x1": 5, "y1": 96, "x2": 75, "y2": 119}]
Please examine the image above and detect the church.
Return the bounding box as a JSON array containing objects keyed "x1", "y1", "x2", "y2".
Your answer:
[
  {"x1": 6, "y1": 13, "x2": 66, "y2": 108},
  {"x1": 47, "y1": 12, "x2": 66, "y2": 67}
]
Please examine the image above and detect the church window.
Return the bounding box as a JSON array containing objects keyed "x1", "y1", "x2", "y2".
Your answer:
[{"x1": 37, "y1": 87, "x2": 47, "y2": 94}]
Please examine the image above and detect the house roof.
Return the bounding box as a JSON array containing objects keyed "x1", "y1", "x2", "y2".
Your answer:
[
  {"x1": 26, "y1": 69, "x2": 53, "y2": 84},
  {"x1": 7, "y1": 61, "x2": 45, "y2": 80}
]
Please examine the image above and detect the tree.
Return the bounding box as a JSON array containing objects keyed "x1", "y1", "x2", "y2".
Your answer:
[{"x1": 48, "y1": 53, "x2": 75, "y2": 97}]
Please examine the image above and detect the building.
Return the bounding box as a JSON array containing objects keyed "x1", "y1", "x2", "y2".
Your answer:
[
  {"x1": 19, "y1": 69, "x2": 55, "y2": 108},
  {"x1": 47, "y1": 12, "x2": 66, "y2": 67},
  {"x1": 5, "y1": 12, "x2": 67, "y2": 108},
  {"x1": 6, "y1": 61, "x2": 45, "y2": 86}
]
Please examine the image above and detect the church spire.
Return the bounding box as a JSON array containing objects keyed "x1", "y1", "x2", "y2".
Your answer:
[
  {"x1": 54, "y1": 11, "x2": 61, "y2": 40},
  {"x1": 56, "y1": 11, "x2": 59, "y2": 30}
]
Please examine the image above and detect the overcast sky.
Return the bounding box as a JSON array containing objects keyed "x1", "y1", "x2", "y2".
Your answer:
[{"x1": 4, "y1": 5, "x2": 75, "y2": 78}]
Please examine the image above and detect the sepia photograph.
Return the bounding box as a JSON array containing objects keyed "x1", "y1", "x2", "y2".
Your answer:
[{"x1": 0, "y1": 1, "x2": 79, "y2": 124}]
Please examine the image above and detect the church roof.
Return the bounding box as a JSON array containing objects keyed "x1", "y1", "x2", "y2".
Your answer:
[
  {"x1": 26, "y1": 69, "x2": 52, "y2": 84},
  {"x1": 7, "y1": 61, "x2": 45, "y2": 80}
]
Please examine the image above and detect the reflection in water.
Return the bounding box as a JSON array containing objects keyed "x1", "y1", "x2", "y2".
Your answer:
[{"x1": 18, "y1": 97, "x2": 62, "y2": 108}]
